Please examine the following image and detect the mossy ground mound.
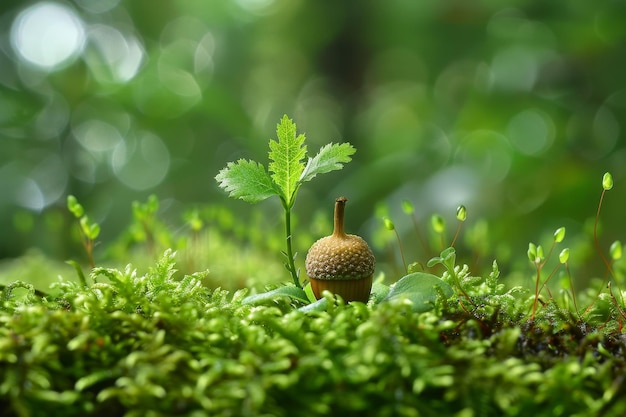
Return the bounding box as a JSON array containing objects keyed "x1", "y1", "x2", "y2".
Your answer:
[{"x1": 1, "y1": 251, "x2": 625, "y2": 417}]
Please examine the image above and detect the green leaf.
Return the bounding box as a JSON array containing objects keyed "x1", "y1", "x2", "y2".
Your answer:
[
  {"x1": 554, "y1": 227, "x2": 566, "y2": 243},
  {"x1": 299, "y1": 142, "x2": 356, "y2": 183},
  {"x1": 370, "y1": 281, "x2": 390, "y2": 303},
  {"x1": 77, "y1": 217, "x2": 99, "y2": 240},
  {"x1": 242, "y1": 285, "x2": 309, "y2": 305},
  {"x1": 303, "y1": 282, "x2": 317, "y2": 303},
  {"x1": 527, "y1": 243, "x2": 537, "y2": 263},
  {"x1": 384, "y1": 272, "x2": 454, "y2": 313},
  {"x1": 268, "y1": 115, "x2": 307, "y2": 206},
  {"x1": 610, "y1": 240, "x2": 622, "y2": 260},
  {"x1": 298, "y1": 297, "x2": 328, "y2": 313},
  {"x1": 88, "y1": 223, "x2": 101, "y2": 240},
  {"x1": 67, "y1": 195, "x2": 84, "y2": 218},
  {"x1": 215, "y1": 160, "x2": 278, "y2": 203},
  {"x1": 559, "y1": 248, "x2": 570, "y2": 264}
]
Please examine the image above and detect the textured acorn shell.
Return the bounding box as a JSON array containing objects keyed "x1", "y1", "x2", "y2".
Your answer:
[
  {"x1": 305, "y1": 233, "x2": 375, "y2": 302},
  {"x1": 305, "y1": 234, "x2": 375, "y2": 280}
]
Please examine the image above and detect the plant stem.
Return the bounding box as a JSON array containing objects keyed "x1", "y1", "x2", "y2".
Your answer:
[
  {"x1": 450, "y1": 223, "x2": 462, "y2": 248},
  {"x1": 78, "y1": 228, "x2": 95, "y2": 269},
  {"x1": 593, "y1": 189, "x2": 614, "y2": 278},
  {"x1": 284, "y1": 203, "x2": 301, "y2": 288},
  {"x1": 531, "y1": 264, "x2": 541, "y2": 320},
  {"x1": 564, "y1": 263, "x2": 580, "y2": 318},
  {"x1": 583, "y1": 188, "x2": 615, "y2": 318},
  {"x1": 393, "y1": 228, "x2": 408, "y2": 274}
]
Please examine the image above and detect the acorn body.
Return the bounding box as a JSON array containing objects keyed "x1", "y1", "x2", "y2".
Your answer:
[{"x1": 305, "y1": 197, "x2": 375, "y2": 302}]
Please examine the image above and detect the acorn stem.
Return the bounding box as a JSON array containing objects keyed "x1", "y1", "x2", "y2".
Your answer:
[{"x1": 333, "y1": 197, "x2": 348, "y2": 238}]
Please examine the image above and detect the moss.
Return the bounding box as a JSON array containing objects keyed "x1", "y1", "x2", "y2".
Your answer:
[{"x1": 1, "y1": 251, "x2": 626, "y2": 417}]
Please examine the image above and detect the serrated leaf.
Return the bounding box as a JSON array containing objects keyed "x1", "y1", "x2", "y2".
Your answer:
[
  {"x1": 299, "y1": 142, "x2": 356, "y2": 183},
  {"x1": 384, "y1": 272, "x2": 453, "y2": 313},
  {"x1": 215, "y1": 160, "x2": 278, "y2": 203},
  {"x1": 268, "y1": 115, "x2": 307, "y2": 206}
]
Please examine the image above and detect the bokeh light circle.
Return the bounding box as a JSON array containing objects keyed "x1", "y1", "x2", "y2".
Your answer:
[
  {"x1": 11, "y1": 2, "x2": 85, "y2": 70},
  {"x1": 112, "y1": 132, "x2": 170, "y2": 190},
  {"x1": 506, "y1": 108, "x2": 555, "y2": 156}
]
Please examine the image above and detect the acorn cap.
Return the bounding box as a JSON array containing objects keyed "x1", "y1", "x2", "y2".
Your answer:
[{"x1": 305, "y1": 197, "x2": 375, "y2": 281}]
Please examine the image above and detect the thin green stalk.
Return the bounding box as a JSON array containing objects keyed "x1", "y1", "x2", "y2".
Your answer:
[
  {"x1": 450, "y1": 223, "x2": 462, "y2": 248},
  {"x1": 393, "y1": 228, "x2": 408, "y2": 274},
  {"x1": 593, "y1": 188, "x2": 613, "y2": 277},
  {"x1": 564, "y1": 262, "x2": 580, "y2": 318},
  {"x1": 284, "y1": 203, "x2": 301, "y2": 288},
  {"x1": 583, "y1": 186, "x2": 615, "y2": 318},
  {"x1": 531, "y1": 264, "x2": 541, "y2": 320}
]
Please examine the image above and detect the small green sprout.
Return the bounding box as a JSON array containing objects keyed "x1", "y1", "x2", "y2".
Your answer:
[
  {"x1": 184, "y1": 209, "x2": 204, "y2": 233},
  {"x1": 67, "y1": 195, "x2": 100, "y2": 269},
  {"x1": 536, "y1": 245, "x2": 545, "y2": 263},
  {"x1": 216, "y1": 115, "x2": 356, "y2": 289},
  {"x1": 527, "y1": 243, "x2": 544, "y2": 265},
  {"x1": 67, "y1": 195, "x2": 84, "y2": 218},
  {"x1": 554, "y1": 227, "x2": 566, "y2": 243},
  {"x1": 427, "y1": 247, "x2": 471, "y2": 302}
]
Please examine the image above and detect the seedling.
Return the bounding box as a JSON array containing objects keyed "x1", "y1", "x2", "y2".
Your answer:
[
  {"x1": 527, "y1": 227, "x2": 568, "y2": 320},
  {"x1": 67, "y1": 195, "x2": 100, "y2": 270},
  {"x1": 427, "y1": 246, "x2": 472, "y2": 302},
  {"x1": 216, "y1": 115, "x2": 356, "y2": 288},
  {"x1": 131, "y1": 194, "x2": 160, "y2": 255}
]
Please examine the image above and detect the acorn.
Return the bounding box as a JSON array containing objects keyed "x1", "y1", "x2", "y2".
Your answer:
[{"x1": 305, "y1": 197, "x2": 375, "y2": 303}]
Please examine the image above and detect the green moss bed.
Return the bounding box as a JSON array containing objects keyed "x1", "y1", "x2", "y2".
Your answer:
[{"x1": 1, "y1": 250, "x2": 625, "y2": 417}]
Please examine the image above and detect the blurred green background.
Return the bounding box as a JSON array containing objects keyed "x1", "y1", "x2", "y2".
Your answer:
[{"x1": 1, "y1": 0, "x2": 626, "y2": 285}]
